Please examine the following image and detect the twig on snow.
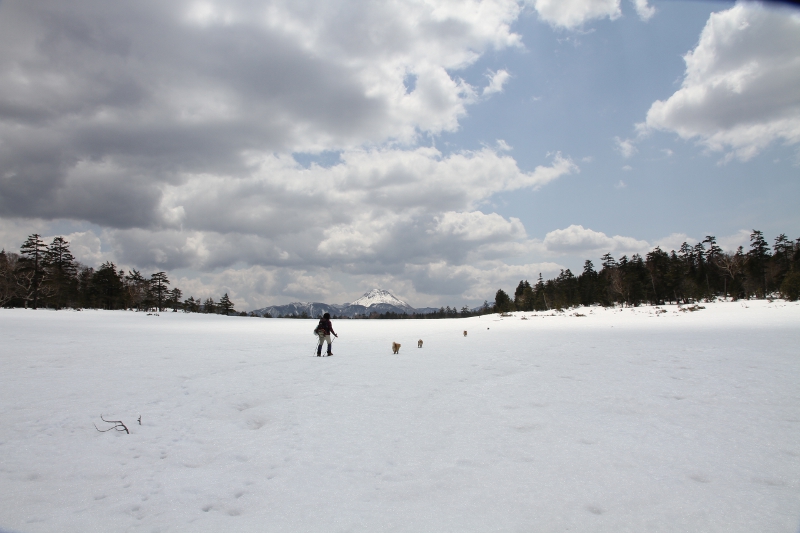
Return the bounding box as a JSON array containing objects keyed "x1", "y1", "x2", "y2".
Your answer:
[{"x1": 94, "y1": 414, "x2": 129, "y2": 434}]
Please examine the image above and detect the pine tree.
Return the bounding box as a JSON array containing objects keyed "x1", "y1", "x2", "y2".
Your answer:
[
  {"x1": 46, "y1": 237, "x2": 77, "y2": 309},
  {"x1": 76, "y1": 266, "x2": 95, "y2": 308},
  {"x1": 93, "y1": 262, "x2": 125, "y2": 309},
  {"x1": 125, "y1": 270, "x2": 149, "y2": 310},
  {"x1": 0, "y1": 250, "x2": 20, "y2": 307},
  {"x1": 203, "y1": 297, "x2": 216, "y2": 314},
  {"x1": 149, "y1": 272, "x2": 170, "y2": 311},
  {"x1": 167, "y1": 287, "x2": 183, "y2": 312},
  {"x1": 219, "y1": 293, "x2": 234, "y2": 315},
  {"x1": 493, "y1": 289, "x2": 512, "y2": 313},
  {"x1": 702, "y1": 236, "x2": 723, "y2": 297},
  {"x1": 18, "y1": 234, "x2": 50, "y2": 308},
  {"x1": 747, "y1": 230, "x2": 771, "y2": 297},
  {"x1": 772, "y1": 234, "x2": 793, "y2": 287},
  {"x1": 533, "y1": 273, "x2": 548, "y2": 310},
  {"x1": 578, "y1": 260, "x2": 598, "y2": 306},
  {"x1": 183, "y1": 296, "x2": 199, "y2": 312}
]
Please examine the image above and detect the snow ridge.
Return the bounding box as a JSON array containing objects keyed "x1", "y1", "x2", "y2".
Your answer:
[
  {"x1": 347, "y1": 289, "x2": 413, "y2": 310},
  {"x1": 251, "y1": 289, "x2": 416, "y2": 317}
]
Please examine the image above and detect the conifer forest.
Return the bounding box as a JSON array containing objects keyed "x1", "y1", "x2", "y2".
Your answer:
[{"x1": 1, "y1": 230, "x2": 799, "y2": 315}]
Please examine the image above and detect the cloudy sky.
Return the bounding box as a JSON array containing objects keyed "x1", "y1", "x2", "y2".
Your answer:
[{"x1": 1, "y1": 0, "x2": 798, "y2": 309}]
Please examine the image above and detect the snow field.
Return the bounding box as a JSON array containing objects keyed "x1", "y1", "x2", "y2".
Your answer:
[{"x1": 1, "y1": 301, "x2": 799, "y2": 532}]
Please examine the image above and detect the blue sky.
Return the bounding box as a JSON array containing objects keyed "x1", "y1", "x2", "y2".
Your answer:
[{"x1": 0, "y1": 0, "x2": 798, "y2": 309}]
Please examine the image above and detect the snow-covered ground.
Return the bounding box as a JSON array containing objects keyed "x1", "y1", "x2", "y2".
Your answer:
[{"x1": 1, "y1": 301, "x2": 799, "y2": 533}]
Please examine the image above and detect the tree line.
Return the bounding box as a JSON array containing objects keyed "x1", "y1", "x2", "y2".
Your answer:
[
  {"x1": 0, "y1": 234, "x2": 238, "y2": 314},
  {"x1": 5, "y1": 230, "x2": 798, "y2": 316},
  {"x1": 492, "y1": 230, "x2": 800, "y2": 312}
]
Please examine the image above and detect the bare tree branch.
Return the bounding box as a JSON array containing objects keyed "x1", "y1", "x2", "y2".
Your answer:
[{"x1": 94, "y1": 414, "x2": 129, "y2": 434}]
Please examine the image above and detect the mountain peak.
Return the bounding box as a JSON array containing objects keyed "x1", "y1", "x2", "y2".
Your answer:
[{"x1": 348, "y1": 289, "x2": 413, "y2": 309}]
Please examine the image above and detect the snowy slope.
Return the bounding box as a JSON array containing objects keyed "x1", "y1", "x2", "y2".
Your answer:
[
  {"x1": 253, "y1": 289, "x2": 417, "y2": 317},
  {"x1": 1, "y1": 300, "x2": 799, "y2": 533},
  {"x1": 347, "y1": 288, "x2": 414, "y2": 311}
]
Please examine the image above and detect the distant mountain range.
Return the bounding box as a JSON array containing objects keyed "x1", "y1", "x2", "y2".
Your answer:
[{"x1": 251, "y1": 289, "x2": 439, "y2": 318}]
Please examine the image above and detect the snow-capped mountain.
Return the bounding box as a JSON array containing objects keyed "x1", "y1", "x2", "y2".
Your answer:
[
  {"x1": 346, "y1": 289, "x2": 414, "y2": 311},
  {"x1": 252, "y1": 289, "x2": 418, "y2": 318}
]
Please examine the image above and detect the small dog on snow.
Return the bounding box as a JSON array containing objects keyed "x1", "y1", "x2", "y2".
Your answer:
[
  {"x1": 463, "y1": 330, "x2": 468, "y2": 337},
  {"x1": 417, "y1": 339, "x2": 423, "y2": 348},
  {"x1": 392, "y1": 342, "x2": 401, "y2": 354}
]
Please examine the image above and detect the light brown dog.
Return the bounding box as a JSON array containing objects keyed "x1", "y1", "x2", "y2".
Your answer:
[
  {"x1": 417, "y1": 339, "x2": 423, "y2": 348},
  {"x1": 463, "y1": 330, "x2": 468, "y2": 337},
  {"x1": 392, "y1": 342, "x2": 401, "y2": 354}
]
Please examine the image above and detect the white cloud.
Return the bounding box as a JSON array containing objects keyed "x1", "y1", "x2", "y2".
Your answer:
[
  {"x1": 614, "y1": 136, "x2": 637, "y2": 158},
  {"x1": 64, "y1": 231, "x2": 113, "y2": 267},
  {"x1": 630, "y1": 0, "x2": 655, "y2": 22},
  {"x1": 543, "y1": 224, "x2": 649, "y2": 255},
  {"x1": 432, "y1": 211, "x2": 526, "y2": 241},
  {"x1": 717, "y1": 229, "x2": 752, "y2": 253},
  {"x1": 531, "y1": 0, "x2": 621, "y2": 29},
  {"x1": 79, "y1": 146, "x2": 575, "y2": 275},
  {"x1": 495, "y1": 139, "x2": 513, "y2": 151},
  {"x1": 653, "y1": 233, "x2": 696, "y2": 253},
  {"x1": 405, "y1": 259, "x2": 564, "y2": 301},
  {"x1": 0, "y1": 0, "x2": 666, "y2": 308},
  {"x1": 645, "y1": 4, "x2": 800, "y2": 161},
  {"x1": 483, "y1": 69, "x2": 511, "y2": 96}
]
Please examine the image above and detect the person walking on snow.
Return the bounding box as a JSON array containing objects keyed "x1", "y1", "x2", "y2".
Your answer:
[{"x1": 315, "y1": 312, "x2": 337, "y2": 356}]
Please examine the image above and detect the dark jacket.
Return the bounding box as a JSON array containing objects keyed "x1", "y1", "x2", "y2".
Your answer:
[{"x1": 316, "y1": 317, "x2": 336, "y2": 336}]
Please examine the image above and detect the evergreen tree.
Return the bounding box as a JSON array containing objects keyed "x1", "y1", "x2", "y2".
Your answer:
[
  {"x1": 93, "y1": 262, "x2": 125, "y2": 309},
  {"x1": 149, "y1": 272, "x2": 170, "y2": 311},
  {"x1": 645, "y1": 247, "x2": 670, "y2": 304},
  {"x1": 45, "y1": 236, "x2": 77, "y2": 309},
  {"x1": 0, "y1": 250, "x2": 20, "y2": 307},
  {"x1": 183, "y1": 296, "x2": 200, "y2": 313},
  {"x1": 554, "y1": 269, "x2": 579, "y2": 309},
  {"x1": 167, "y1": 287, "x2": 183, "y2": 312},
  {"x1": 203, "y1": 297, "x2": 216, "y2": 314},
  {"x1": 76, "y1": 265, "x2": 95, "y2": 307},
  {"x1": 600, "y1": 253, "x2": 617, "y2": 270},
  {"x1": 702, "y1": 236, "x2": 723, "y2": 296},
  {"x1": 533, "y1": 273, "x2": 548, "y2": 310},
  {"x1": 125, "y1": 270, "x2": 149, "y2": 310},
  {"x1": 219, "y1": 293, "x2": 235, "y2": 315},
  {"x1": 747, "y1": 230, "x2": 771, "y2": 297},
  {"x1": 772, "y1": 234, "x2": 793, "y2": 288},
  {"x1": 493, "y1": 289, "x2": 512, "y2": 313},
  {"x1": 18, "y1": 234, "x2": 50, "y2": 308},
  {"x1": 578, "y1": 260, "x2": 598, "y2": 306}
]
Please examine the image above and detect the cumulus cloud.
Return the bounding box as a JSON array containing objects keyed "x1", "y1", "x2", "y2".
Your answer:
[
  {"x1": 645, "y1": 4, "x2": 800, "y2": 161},
  {"x1": 530, "y1": 0, "x2": 621, "y2": 29},
  {"x1": 433, "y1": 211, "x2": 526, "y2": 241},
  {"x1": 653, "y1": 233, "x2": 696, "y2": 253},
  {"x1": 0, "y1": 0, "x2": 630, "y2": 307},
  {"x1": 483, "y1": 69, "x2": 511, "y2": 96},
  {"x1": 125, "y1": 147, "x2": 577, "y2": 271},
  {"x1": 0, "y1": 0, "x2": 525, "y2": 226},
  {"x1": 717, "y1": 229, "x2": 752, "y2": 253},
  {"x1": 614, "y1": 136, "x2": 637, "y2": 158},
  {"x1": 543, "y1": 224, "x2": 649, "y2": 255},
  {"x1": 630, "y1": 0, "x2": 655, "y2": 22}
]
